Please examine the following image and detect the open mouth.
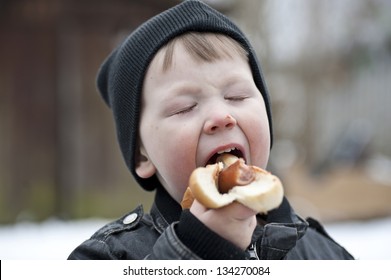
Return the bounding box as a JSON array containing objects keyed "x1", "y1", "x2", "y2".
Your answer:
[{"x1": 205, "y1": 147, "x2": 244, "y2": 166}]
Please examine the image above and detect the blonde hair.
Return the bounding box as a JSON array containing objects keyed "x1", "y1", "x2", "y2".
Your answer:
[{"x1": 160, "y1": 32, "x2": 249, "y2": 71}]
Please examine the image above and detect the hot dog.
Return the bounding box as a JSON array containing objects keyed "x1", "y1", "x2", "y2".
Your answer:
[{"x1": 180, "y1": 154, "x2": 284, "y2": 214}]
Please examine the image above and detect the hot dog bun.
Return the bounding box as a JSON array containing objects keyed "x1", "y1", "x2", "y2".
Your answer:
[{"x1": 180, "y1": 154, "x2": 284, "y2": 214}]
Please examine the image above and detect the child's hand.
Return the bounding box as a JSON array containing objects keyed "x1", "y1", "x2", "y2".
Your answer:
[{"x1": 190, "y1": 199, "x2": 257, "y2": 250}]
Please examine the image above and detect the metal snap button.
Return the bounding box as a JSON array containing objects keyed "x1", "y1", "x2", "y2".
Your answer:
[{"x1": 123, "y1": 213, "x2": 138, "y2": 224}]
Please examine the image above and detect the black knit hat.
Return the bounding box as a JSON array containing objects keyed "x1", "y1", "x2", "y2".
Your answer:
[{"x1": 97, "y1": 0, "x2": 273, "y2": 191}]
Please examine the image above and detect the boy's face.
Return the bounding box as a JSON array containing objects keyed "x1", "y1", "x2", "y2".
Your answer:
[{"x1": 136, "y1": 42, "x2": 270, "y2": 203}]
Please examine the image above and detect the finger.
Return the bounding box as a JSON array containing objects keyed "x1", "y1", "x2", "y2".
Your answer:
[
  {"x1": 189, "y1": 199, "x2": 208, "y2": 216},
  {"x1": 219, "y1": 202, "x2": 257, "y2": 220}
]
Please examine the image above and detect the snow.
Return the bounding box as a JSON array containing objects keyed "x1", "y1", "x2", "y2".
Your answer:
[
  {"x1": 0, "y1": 218, "x2": 108, "y2": 260},
  {"x1": 326, "y1": 217, "x2": 391, "y2": 260},
  {"x1": 0, "y1": 217, "x2": 390, "y2": 260}
]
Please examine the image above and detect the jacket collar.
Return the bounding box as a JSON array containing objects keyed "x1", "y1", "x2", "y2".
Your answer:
[
  {"x1": 150, "y1": 187, "x2": 182, "y2": 233},
  {"x1": 253, "y1": 197, "x2": 308, "y2": 259}
]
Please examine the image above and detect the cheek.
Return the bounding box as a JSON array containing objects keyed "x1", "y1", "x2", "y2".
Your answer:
[
  {"x1": 157, "y1": 123, "x2": 196, "y2": 162},
  {"x1": 241, "y1": 107, "x2": 270, "y2": 168},
  {"x1": 146, "y1": 123, "x2": 199, "y2": 199},
  {"x1": 163, "y1": 127, "x2": 197, "y2": 174}
]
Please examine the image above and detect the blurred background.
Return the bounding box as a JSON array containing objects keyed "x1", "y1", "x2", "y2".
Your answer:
[{"x1": 1, "y1": 0, "x2": 391, "y2": 258}]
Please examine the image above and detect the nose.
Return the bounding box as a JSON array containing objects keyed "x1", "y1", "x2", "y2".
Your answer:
[{"x1": 203, "y1": 113, "x2": 237, "y2": 134}]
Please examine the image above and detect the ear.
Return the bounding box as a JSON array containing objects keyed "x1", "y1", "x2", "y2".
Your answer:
[{"x1": 135, "y1": 146, "x2": 156, "y2": 179}]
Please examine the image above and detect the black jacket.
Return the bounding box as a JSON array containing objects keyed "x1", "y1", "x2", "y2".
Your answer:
[{"x1": 68, "y1": 187, "x2": 354, "y2": 260}]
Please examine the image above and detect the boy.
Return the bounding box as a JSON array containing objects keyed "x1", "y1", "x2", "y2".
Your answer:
[{"x1": 68, "y1": 0, "x2": 353, "y2": 259}]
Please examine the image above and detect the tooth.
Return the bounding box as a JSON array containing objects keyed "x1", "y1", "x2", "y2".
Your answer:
[{"x1": 217, "y1": 148, "x2": 234, "y2": 154}]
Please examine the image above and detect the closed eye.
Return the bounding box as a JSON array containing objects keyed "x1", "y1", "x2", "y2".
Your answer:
[
  {"x1": 226, "y1": 95, "x2": 249, "y2": 101},
  {"x1": 173, "y1": 104, "x2": 197, "y2": 115}
]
